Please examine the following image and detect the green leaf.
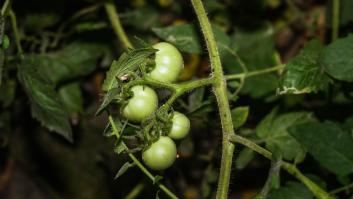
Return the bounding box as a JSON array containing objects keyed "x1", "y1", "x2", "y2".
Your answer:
[
  {"x1": 27, "y1": 42, "x2": 105, "y2": 84},
  {"x1": 225, "y1": 25, "x2": 279, "y2": 98},
  {"x1": 152, "y1": 23, "x2": 230, "y2": 57},
  {"x1": 102, "y1": 48, "x2": 156, "y2": 91},
  {"x1": 121, "y1": 6, "x2": 160, "y2": 30},
  {"x1": 18, "y1": 60, "x2": 72, "y2": 142},
  {"x1": 235, "y1": 147, "x2": 255, "y2": 169},
  {"x1": 114, "y1": 162, "x2": 135, "y2": 179},
  {"x1": 268, "y1": 182, "x2": 313, "y2": 199},
  {"x1": 96, "y1": 87, "x2": 121, "y2": 115},
  {"x1": 58, "y1": 83, "x2": 84, "y2": 118},
  {"x1": 320, "y1": 35, "x2": 353, "y2": 82},
  {"x1": 256, "y1": 109, "x2": 314, "y2": 161},
  {"x1": 231, "y1": 106, "x2": 249, "y2": 129},
  {"x1": 278, "y1": 39, "x2": 330, "y2": 94},
  {"x1": 289, "y1": 121, "x2": 353, "y2": 176}
]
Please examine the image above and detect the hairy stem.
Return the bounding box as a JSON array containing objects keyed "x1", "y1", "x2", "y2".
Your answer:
[
  {"x1": 104, "y1": 1, "x2": 133, "y2": 49},
  {"x1": 225, "y1": 65, "x2": 284, "y2": 81},
  {"x1": 229, "y1": 135, "x2": 333, "y2": 199},
  {"x1": 332, "y1": 0, "x2": 340, "y2": 41},
  {"x1": 109, "y1": 116, "x2": 178, "y2": 199},
  {"x1": 8, "y1": 9, "x2": 23, "y2": 58},
  {"x1": 191, "y1": 0, "x2": 235, "y2": 198}
]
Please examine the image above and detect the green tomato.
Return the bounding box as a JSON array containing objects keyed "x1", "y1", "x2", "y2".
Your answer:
[
  {"x1": 168, "y1": 111, "x2": 190, "y2": 140},
  {"x1": 142, "y1": 136, "x2": 177, "y2": 170},
  {"x1": 148, "y1": 42, "x2": 184, "y2": 83},
  {"x1": 122, "y1": 85, "x2": 158, "y2": 122}
]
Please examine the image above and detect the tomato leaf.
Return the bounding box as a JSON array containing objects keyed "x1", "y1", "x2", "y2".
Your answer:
[
  {"x1": 114, "y1": 162, "x2": 135, "y2": 179},
  {"x1": 58, "y1": 83, "x2": 84, "y2": 119},
  {"x1": 320, "y1": 34, "x2": 353, "y2": 82},
  {"x1": 102, "y1": 48, "x2": 156, "y2": 91},
  {"x1": 27, "y1": 42, "x2": 105, "y2": 84},
  {"x1": 256, "y1": 109, "x2": 314, "y2": 161},
  {"x1": 289, "y1": 121, "x2": 353, "y2": 176},
  {"x1": 235, "y1": 147, "x2": 255, "y2": 169},
  {"x1": 18, "y1": 60, "x2": 73, "y2": 142},
  {"x1": 278, "y1": 39, "x2": 330, "y2": 94},
  {"x1": 96, "y1": 87, "x2": 122, "y2": 115},
  {"x1": 267, "y1": 182, "x2": 313, "y2": 199},
  {"x1": 231, "y1": 106, "x2": 249, "y2": 129}
]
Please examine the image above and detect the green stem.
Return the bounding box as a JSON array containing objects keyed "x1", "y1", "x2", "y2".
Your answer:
[
  {"x1": 229, "y1": 135, "x2": 333, "y2": 199},
  {"x1": 332, "y1": 0, "x2": 340, "y2": 41},
  {"x1": 8, "y1": 9, "x2": 23, "y2": 58},
  {"x1": 191, "y1": 0, "x2": 235, "y2": 198},
  {"x1": 330, "y1": 182, "x2": 353, "y2": 195},
  {"x1": 225, "y1": 65, "x2": 284, "y2": 81},
  {"x1": 282, "y1": 163, "x2": 332, "y2": 199},
  {"x1": 1, "y1": 0, "x2": 10, "y2": 16},
  {"x1": 104, "y1": 1, "x2": 133, "y2": 49},
  {"x1": 108, "y1": 116, "x2": 178, "y2": 199},
  {"x1": 124, "y1": 181, "x2": 145, "y2": 199}
]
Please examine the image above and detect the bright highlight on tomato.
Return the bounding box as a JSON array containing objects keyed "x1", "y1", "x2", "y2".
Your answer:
[
  {"x1": 148, "y1": 42, "x2": 184, "y2": 83},
  {"x1": 121, "y1": 85, "x2": 158, "y2": 122},
  {"x1": 142, "y1": 136, "x2": 177, "y2": 170},
  {"x1": 168, "y1": 111, "x2": 190, "y2": 140}
]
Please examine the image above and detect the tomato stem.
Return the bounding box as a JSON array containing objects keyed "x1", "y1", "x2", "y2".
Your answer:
[
  {"x1": 191, "y1": 0, "x2": 235, "y2": 198},
  {"x1": 332, "y1": 0, "x2": 340, "y2": 41},
  {"x1": 104, "y1": 1, "x2": 133, "y2": 49},
  {"x1": 108, "y1": 116, "x2": 179, "y2": 199},
  {"x1": 229, "y1": 134, "x2": 333, "y2": 199}
]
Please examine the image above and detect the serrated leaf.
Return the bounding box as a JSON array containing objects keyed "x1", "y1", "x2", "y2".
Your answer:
[
  {"x1": 96, "y1": 87, "x2": 122, "y2": 115},
  {"x1": 114, "y1": 162, "x2": 135, "y2": 179},
  {"x1": 58, "y1": 83, "x2": 84, "y2": 117},
  {"x1": 289, "y1": 121, "x2": 353, "y2": 176},
  {"x1": 102, "y1": 48, "x2": 156, "y2": 91},
  {"x1": 235, "y1": 147, "x2": 255, "y2": 169},
  {"x1": 231, "y1": 106, "x2": 249, "y2": 129},
  {"x1": 320, "y1": 35, "x2": 353, "y2": 82},
  {"x1": 152, "y1": 23, "x2": 230, "y2": 57},
  {"x1": 278, "y1": 39, "x2": 330, "y2": 94},
  {"x1": 18, "y1": 60, "x2": 72, "y2": 142},
  {"x1": 268, "y1": 182, "x2": 313, "y2": 199},
  {"x1": 27, "y1": 42, "x2": 105, "y2": 84},
  {"x1": 256, "y1": 109, "x2": 314, "y2": 161}
]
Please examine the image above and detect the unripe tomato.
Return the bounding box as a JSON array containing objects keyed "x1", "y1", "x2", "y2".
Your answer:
[
  {"x1": 121, "y1": 85, "x2": 158, "y2": 122},
  {"x1": 168, "y1": 111, "x2": 190, "y2": 140},
  {"x1": 142, "y1": 136, "x2": 177, "y2": 170},
  {"x1": 148, "y1": 42, "x2": 184, "y2": 83}
]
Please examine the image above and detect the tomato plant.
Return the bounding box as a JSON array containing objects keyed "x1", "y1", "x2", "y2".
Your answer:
[
  {"x1": 1, "y1": 0, "x2": 353, "y2": 199},
  {"x1": 148, "y1": 42, "x2": 184, "y2": 83},
  {"x1": 142, "y1": 136, "x2": 177, "y2": 170},
  {"x1": 168, "y1": 111, "x2": 190, "y2": 140},
  {"x1": 121, "y1": 85, "x2": 158, "y2": 122}
]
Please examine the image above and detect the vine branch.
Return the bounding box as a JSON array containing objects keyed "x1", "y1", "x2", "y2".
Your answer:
[
  {"x1": 109, "y1": 116, "x2": 178, "y2": 199},
  {"x1": 104, "y1": 1, "x2": 133, "y2": 49},
  {"x1": 332, "y1": 0, "x2": 340, "y2": 41},
  {"x1": 229, "y1": 134, "x2": 333, "y2": 199},
  {"x1": 8, "y1": 9, "x2": 23, "y2": 58},
  {"x1": 191, "y1": 0, "x2": 236, "y2": 198}
]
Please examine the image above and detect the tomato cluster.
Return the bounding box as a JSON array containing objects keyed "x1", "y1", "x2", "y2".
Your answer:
[{"x1": 121, "y1": 42, "x2": 190, "y2": 170}]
